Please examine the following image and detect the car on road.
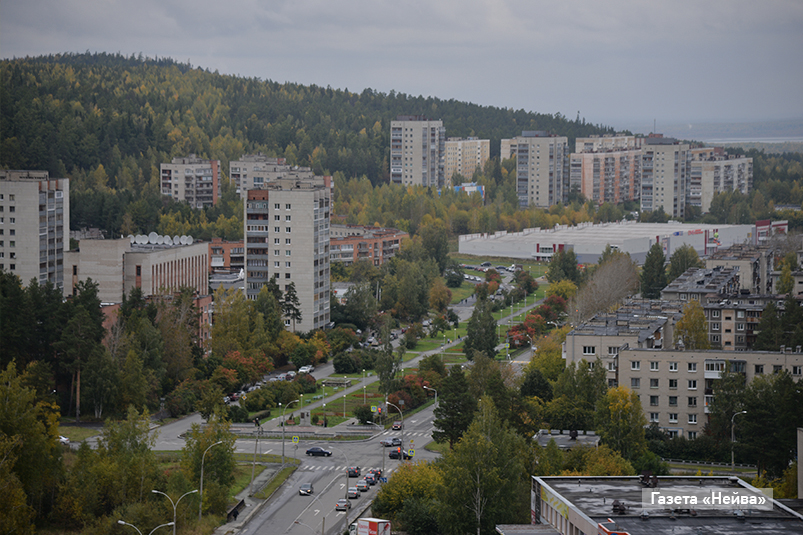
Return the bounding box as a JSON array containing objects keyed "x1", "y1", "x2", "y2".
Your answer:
[
  {"x1": 348, "y1": 466, "x2": 361, "y2": 477},
  {"x1": 380, "y1": 437, "x2": 402, "y2": 447},
  {"x1": 347, "y1": 486, "x2": 360, "y2": 499},
  {"x1": 305, "y1": 447, "x2": 332, "y2": 457},
  {"x1": 59, "y1": 435, "x2": 70, "y2": 445},
  {"x1": 335, "y1": 498, "x2": 351, "y2": 511},
  {"x1": 367, "y1": 468, "x2": 383, "y2": 480},
  {"x1": 389, "y1": 449, "x2": 411, "y2": 460},
  {"x1": 363, "y1": 474, "x2": 376, "y2": 485},
  {"x1": 356, "y1": 480, "x2": 370, "y2": 492},
  {"x1": 299, "y1": 483, "x2": 313, "y2": 496},
  {"x1": 298, "y1": 365, "x2": 314, "y2": 374},
  {"x1": 392, "y1": 421, "x2": 403, "y2": 430}
]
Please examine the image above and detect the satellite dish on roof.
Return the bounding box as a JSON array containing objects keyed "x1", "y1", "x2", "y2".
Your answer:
[
  {"x1": 156, "y1": 235, "x2": 164, "y2": 245},
  {"x1": 164, "y1": 236, "x2": 173, "y2": 245},
  {"x1": 148, "y1": 232, "x2": 158, "y2": 244},
  {"x1": 186, "y1": 236, "x2": 194, "y2": 245},
  {"x1": 180, "y1": 235, "x2": 188, "y2": 245},
  {"x1": 136, "y1": 235, "x2": 148, "y2": 244},
  {"x1": 173, "y1": 235, "x2": 180, "y2": 245},
  {"x1": 128, "y1": 234, "x2": 135, "y2": 244}
]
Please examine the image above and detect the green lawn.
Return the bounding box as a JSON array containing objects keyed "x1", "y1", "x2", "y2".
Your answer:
[{"x1": 449, "y1": 280, "x2": 477, "y2": 304}]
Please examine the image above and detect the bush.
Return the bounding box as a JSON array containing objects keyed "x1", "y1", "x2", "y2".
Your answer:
[
  {"x1": 242, "y1": 387, "x2": 276, "y2": 412},
  {"x1": 228, "y1": 404, "x2": 250, "y2": 423},
  {"x1": 333, "y1": 352, "x2": 358, "y2": 374},
  {"x1": 353, "y1": 404, "x2": 374, "y2": 425}
]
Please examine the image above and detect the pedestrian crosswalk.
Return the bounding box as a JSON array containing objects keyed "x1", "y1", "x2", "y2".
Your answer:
[
  {"x1": 377, "y1": 430, "x2": 431, "y2": 439},
  {"x1": 299, "y1": 464, "x2": 395, "y2": 474}
]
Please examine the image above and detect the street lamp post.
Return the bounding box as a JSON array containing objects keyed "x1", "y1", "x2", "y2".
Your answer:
[
  {"x1": 152, "y1": 489, "x2": 197, "y2": 535},
  {"x1": 363, "y1": 385, "x2": 366, "y2": 405},
  {"x1": 343, "y1": 394, "x2": 346, "y2": 418},
  {"x1": 118, "y1": 520, "x2": 174, "y2": 535},
  {"x1": 424, "y1": 385, "x2": 437, "y2": 405},
  {"x1": 199, "y1": 440, "x2": 223, "y2": 522},
  {"x1": 282, "y1": 398, "x2": 301, "y2": 465},
  {"x1": 731, "y1": 410, "x2": 747, "y2": 472}
]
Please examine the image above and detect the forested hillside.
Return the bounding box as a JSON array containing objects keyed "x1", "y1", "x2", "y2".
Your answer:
[{"x1": 0, "y1": 52, "x2": 614, "y2": 239}]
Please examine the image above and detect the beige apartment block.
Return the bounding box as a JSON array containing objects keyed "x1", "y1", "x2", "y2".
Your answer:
[
  {"x1": 569, "y1": 150, "x2": 642, "y2": 205},
  {"x1": 640, "y1": 136, "x2": 689, "y2": 218},
  {"x1": 64, "y1": 237, "x2": 209, "y2": 303},
  {"x1": 244, "y1": 177, "x2": 332, "y2": 332},
  {"x1": 705, "y1": 243, "x2": 775, "y2": 294},
  {"x1": 390, "y1": 116, "x2": 446, "y2": 187},
  {"x1": 444, "y1": 137, "x2": 490, "y2": 185},
  {"x1": 0, "y1": 170, "x2": 70, "y2": 290},
  {"x1": 160, "y1": 154, "x2": 221, "y2": 208},
  {"x1": 501, "y1": 131, "x2": 569, "y2": 208},
  {"x1": 574, "y1": 134, "x2": 644, "y2": 153},
  {"x1": 688, "y1": 147, "x2": 753, "y2": 213},
  {"x1": 619, "y1": 347, "x2": 803, "y2": 438},
  {"x1": 230, "y1": 153, "x2": 315, "y2": 199},
  {"x1": 329, "y1": 224, "x2": 407, "y2": 266}
]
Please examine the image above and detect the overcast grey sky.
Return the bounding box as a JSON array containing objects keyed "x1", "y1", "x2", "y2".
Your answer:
[{"x1": 2, "y1": 0, "x2": 802, "y2": 130}]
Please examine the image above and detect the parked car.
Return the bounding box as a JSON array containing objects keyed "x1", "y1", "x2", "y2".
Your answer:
[
  {"x1": 480, "y1": 261, "x2": 492, "y2": 267},
  {"x1": 356, "y1": 480, "x2": 370, "y2": 492},
  {"x1": 363, "y1": 473, "x2": 376, "y2": 485},
  {"x1": 305, "y1": 447, "x2": 332, "y2": 457},
  {"x1": 392, "y1": 421, "x2": 403, "y2": 430},
  {"x1": 335, "y1": 498, "x2": 351, "y2": 511},
  {"x1": 347, "y1": 486, "x2": 360, "y2": 499},
  {"x1": 285, "y1": 371, "x2": 296, "y2": 379},
  {"x1": 389, "y1": 449, "x2": 411, "y2": 460},
  {"x1": 299, "y1": 483, "x2": 313, "y2": 496},
  {"x1": 298, "y1": 365, "x2": 314, "y2": 374},
  {"x1": 59, "y1": 435, "x2": 70, "y2": 445},
  {"x1": 348, "y1": 466, "x2": 361, "y2": 477},
  {"x1": 380, "y1": 437, "x2": 402, "y2": 447}
]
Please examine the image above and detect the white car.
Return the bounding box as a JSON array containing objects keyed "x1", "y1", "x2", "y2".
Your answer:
[
  {"x1": 298, "y1": 365, "x2": 315, "y2": 374},
  {"x1": 59, "y1": 435, "x2": 70, "y2": 445}
]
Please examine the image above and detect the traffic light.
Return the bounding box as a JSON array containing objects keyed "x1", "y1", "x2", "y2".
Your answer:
[{"x1": 378, "y1": 407, "x2": 382, "y2": 415}]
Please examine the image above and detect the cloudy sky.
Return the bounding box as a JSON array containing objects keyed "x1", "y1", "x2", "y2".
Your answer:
[{"x1": 2, "y1": 0, "x2": 802, "y2": 130}]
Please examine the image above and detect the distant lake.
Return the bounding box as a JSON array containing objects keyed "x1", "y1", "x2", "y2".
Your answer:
[{"x1": 704, "y1": 137, "x2": 803, "y2": 144}]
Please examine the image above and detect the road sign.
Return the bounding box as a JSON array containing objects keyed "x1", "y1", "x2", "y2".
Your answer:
[
  {"x1": 408, "y1": 449, "x2": 415, "y2": 457},
  {"x1": 292, "y1": 436, "x2": 299, "y2": 444},
  {"x1": 380, "y1": 477, "x2": 388, "y2": 483},
  {"x1": 410, "y1": 439, "x2": 414, "y2": 445},
  {"x1": 505, "y1": 343, "x2": 509, "y2": 349},
  {"x1": 371, "y1": 405, "x2": 377, "y2": 413}
]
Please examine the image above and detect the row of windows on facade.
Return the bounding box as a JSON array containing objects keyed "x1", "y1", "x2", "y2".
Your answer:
[
  {"x1": 649, "y1": 412, "x2": 699, "y2": 426},
  {"x1": 631, "y1": 378, "x2": 700, "y2": 389}
]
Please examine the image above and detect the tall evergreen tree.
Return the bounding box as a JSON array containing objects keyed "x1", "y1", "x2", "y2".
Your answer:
[
  {"x1": 640, "y1": 243, "x2": 667, "y2": 298},
  {"x1": 464, "y1": 298, "x2": 498, "y2": 360},
  {"x1": 281, "y1": 282, "x2": 302, "y2": 332},
  {"x1": 432, "y1": 366, "x2": 478, "y2": 449},
  {"x1": 667, "y1": 244, "x2": 703, "y2": 282}
]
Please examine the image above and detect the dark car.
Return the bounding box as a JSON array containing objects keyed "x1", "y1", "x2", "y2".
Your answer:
[
  {"x1": 380, "y1": 437, "x2": 402, "y2": 447},
  {"x1": 299, "y1": 483, "x2": 313, "y2": 496},
  {"x1": 389, "y1": 449, "x2": 411, "y2": 460},
  {"x1": 356, "y1": 480, "x2": 370, "y2": 492},
  {"x1": 363, "y1": 473, "x2": 376, "y2": 485},
  {"x1": 348, "y1": 466, "x2": 361, "y2": 477},
  {"x1": 392, "y1": 421, "x2": 403, "y2": 430},
  {"x1": 367, "y1": 468, "x2": 383, "y2": 480},
  {"x1": 347, "y1": 486, "x2": 360, "y2": 499},
  {"x1": 305, "y1": 447, "x2": 332, "y2": 457},
  {"x1": 335, "y1": 498, "x2": 351, "y2": 511}
]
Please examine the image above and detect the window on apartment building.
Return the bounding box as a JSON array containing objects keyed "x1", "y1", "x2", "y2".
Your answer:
[
  {"x1": 711, "y1": 335, "x2": 720, "y2": 343},
  {"x1": 773, "y1": 365, "x2": 783, "y2": 374},
  {"x1": 274, "y1": 215, "x2": 280, "y2": 221},
  {"x1": 669, "y1": 396, "x2": 677, "y2": 406},
  {"x1": 274, "y1": 261, "x2": 280, "y2": 267},
  {"x1": 285, "y1": 250, "x2": 291, "y2": 256},
  {"x1": 688, "y1": 380, "x2": 697, "y2": 390},
  {"x1": 631, "y1": 378, "x2": 640, "y2": 389},
  {"x1": 650, "y1": 396, "x2": 659, "y2": 406},
  {"x1": 711, "y1": 310, "x2": 720, "y2": 318},
  {"x1": 736, "y1": 335, "x2": 744, "y2": 343},
  {"x1": 669, "y1": 413, "x2": 678, "y2": 423},
  {"x1": 755, "y1": 365, "x2": 764, "y2": 374},
  {"x1": 286, "y1": 204, "x2": 291, "y2": 210},
  {"x1": 286, "y1": 238, "x2": 291, "y2": 244},
  {"x1": 284, "y1": 319, "x2": 291, "y2": 327},
  {"x1": 669, "y1": 379, "x2": 678, "y2": 389},
  {"x1": 711, "y1": 323, "x2": 720, "y2": 331},
  {"x1": 688, "y1": 414, "x2": 697, "y2": 424},
  {"x1": 631, "y1": 361, "x2": 640, "y2": 371},
  {"x1": 582, "y1": 346, "x2": 596, "y2": 355},
  {"x1": 607, "y1": 362, "x2": 616, "y2": 372},
  {"x1": 688, "y1": 431, "x2": 697, "y2": 439},
  {"x1": 680, "y1": 293, "x2": 687, "y2": 300},
  {"x1": 286, "y1": 227, "x2": 291, "y2": 233},
  {"x1": 9, "y1": 241, "x2": 14, "y2": 247},
  {"x1": 649, "y1": 413, "x2": 659, "y2": 423},
  {"x1": 608, "y1": 379, "x2": 617, "y2": 387},
  {"x1": 735, "y1": 323, "x2": 745, "y2": 331},
  {"x1": 274, "y1": 227, "x2": 280, "y2": 233},
  {"x1": 793, "y1": 366, "x2": 802, "y2": 376},
  {"x1": 669, "y1": 362, "x2": 678, "y2": 372},
  {"x1": 667, "y1": 430, "x2": 678, "y2": 438},
  {"x1": 737, "y1": 310, "x2": 745, "y2": 318},
  {"x1": 285, "y1": 273, "x2": 290, "y2": 279},
  {"x1": 274, "y1": 250, "x2": 280, "y2": 256},
  {"x1": 688, "y1": 397, "x2": 697, "y2": 407},
  {"x1": 9, "y1": 218, "x2": 14, "y2": 224},
  {"x1": 608, "y1": 347, "x2": 619, "y2": 355},
  {"x1": 274, "y1": 203, "x2": 280, "y2": 209},
  {"x1": 650, "y1": 379, "x2": 659, "y2": 388},
  {"x1": 136, "y1": 265, "x2": 141, "y2": 276},
  {"x1": 274, "y1": 238, "x2": 280, "y2": 244},
  {"x1": 285, "y1": 262, "x2": 291, "y2": 268},
  {"x1": 688, "y1": 363, "x2": 697, "y2": 372},
  {"x1": 650, "y1": 362, "x2": 659, "y2": 371}
]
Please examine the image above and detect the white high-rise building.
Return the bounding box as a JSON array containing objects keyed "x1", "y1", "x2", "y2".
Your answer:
[
  {"x1": 688, "y1": 147, "x2": 752, "y2": 213},
  {"x1": 160, "y1": 155, "x2": 221, "y2": 208},
  {"x1": 501, "y1": 131, "x2": 569, "y2": 208},
  {"x1": 444, "y1": 137, "x2": 490, "y2": 184},
  {"x1": 244, "y1": 176, "x2": 332, "y2": 332},
  {"x1": 640, "y1": 136, "x2": 689, "y2": 219},
  {"x1": 390, "y1": 116, "x2": 446, "y2": 187},
  {"x1": 570, "y1": 135, "x2": 643, "y2": 205},
  {"x1": 0, "y1": 170, "x2": 70, "y2": 290}
]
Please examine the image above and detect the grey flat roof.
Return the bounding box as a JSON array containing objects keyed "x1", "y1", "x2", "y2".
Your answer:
[
  {"x1": 535, "y1": 430, "x2": 600, "y2": 450},
  {"x1": 537, "y1": 477, "x2": 803, "y2": 534}
]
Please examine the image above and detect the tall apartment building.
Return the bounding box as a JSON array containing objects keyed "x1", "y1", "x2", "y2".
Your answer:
[
  {"x1": 501, "y1": 131, "x2": 569, "y2": 208},
  {"x1": 160, "y1": 155, "x2": 221, "y2": 208},
  {"x1": 570, "y1": 135, "x2": 642, "y2": 204},
  {"x1": 640, "y1": 136, "x2": 689, "y2": 218},
  {"x1": 444, "y1": 137, "x2": 490, "y2": 184},
  {"x1": 244, "y1": 177, "x2": 332, "y2": 332},
  {"x1": 0, "y1": 170, "x2": 70, "y2": 290},
  {"x1": 390, "y1": 116, "x2": 446, "y2": 187},
  {"x1": 230, "y1": 153, "x2": 315, "y2": 199},
  {"x1": 688, "y1": 147, "x2": 753, "y2": 213}
]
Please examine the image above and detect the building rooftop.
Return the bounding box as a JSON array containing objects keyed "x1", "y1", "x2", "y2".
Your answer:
[
  {"x1": 535, "y1": 476, "x2": 803, "y2": 534},
  {"x1": 707, "y1": 243, "x2": 772, "y2": 262},
  {"x1": 534, "y1": 430, "x2": 600, "y2": 450},
  {"x1": 568, "y1": 300, "x2": 683, "y2": 345},
  {"x1": 661, "y1": 267, "x2": 740, "y2": 296}
]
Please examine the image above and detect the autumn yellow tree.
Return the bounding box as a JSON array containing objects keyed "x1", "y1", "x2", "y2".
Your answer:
[{"x1": 594, "y1": 386, "x2": 648, "y2": 461}]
